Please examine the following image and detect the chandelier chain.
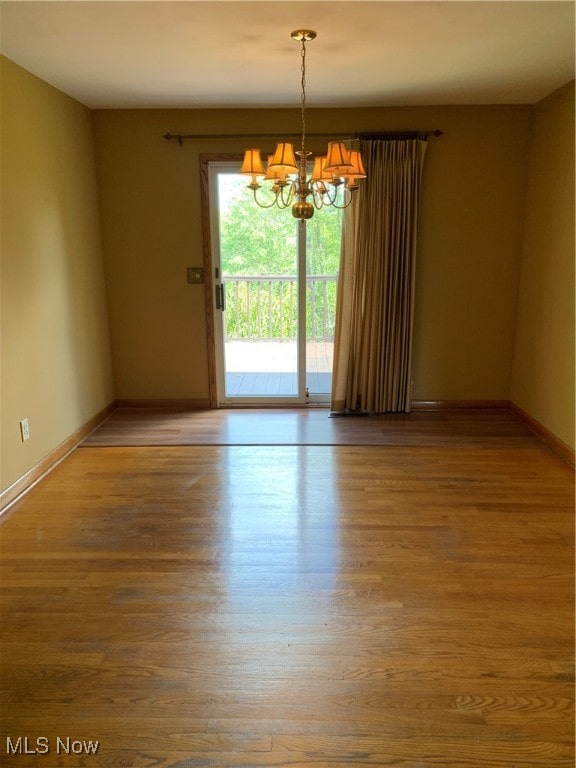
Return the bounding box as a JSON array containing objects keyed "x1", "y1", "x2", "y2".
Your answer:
[{"x1": 300, "y1": 36, "x2": 307, "y2": 165}]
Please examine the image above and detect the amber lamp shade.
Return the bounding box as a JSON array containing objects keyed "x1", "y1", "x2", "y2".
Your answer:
[
  {"x1": 240, "y1": 149, "x2": 265, "y2": 176},
  {"x1": 346, "y1": 150, "x2": 366, "y2": 178},
  {"x1": 265, "y1": 155, "x2": 289, "y2": 182},
  {"x1": 324, "y1": 141, "x2": 352, "y2": 173},
  {"x1": 310, "y1": 156, "x2": 333, "y2": 182},
  {"x1": 343, "y1": 149, "x2": 367, "y2": 188},
  {"x1": 268, "y1": 142, "x2": 299, "y2": 175}
]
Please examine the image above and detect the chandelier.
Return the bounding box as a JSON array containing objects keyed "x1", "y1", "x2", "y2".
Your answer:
[{"x1": 239, "y1": 30, "x2": 366, "y2": 220}]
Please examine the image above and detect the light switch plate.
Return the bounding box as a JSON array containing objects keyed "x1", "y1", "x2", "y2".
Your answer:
[{"x1": 20, "y1": 418, "x2": 30, "y2": 441}]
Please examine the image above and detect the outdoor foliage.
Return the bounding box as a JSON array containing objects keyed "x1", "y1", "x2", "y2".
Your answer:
[
  {"x1": 224, "y1": 277, "x2": 337, "y2": 341},
  {"x1": 219, "y1": 174, "x2": 342, "y2": 340}
]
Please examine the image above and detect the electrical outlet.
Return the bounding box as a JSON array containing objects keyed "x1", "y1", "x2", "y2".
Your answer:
[{"x1": 20, "y1": 418, "x2": 30, "y2": 442}]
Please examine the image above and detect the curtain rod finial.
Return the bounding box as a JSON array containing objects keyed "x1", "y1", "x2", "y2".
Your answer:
[{"x1": 163, "y1": 133, "x2": 184, "y2": 146}]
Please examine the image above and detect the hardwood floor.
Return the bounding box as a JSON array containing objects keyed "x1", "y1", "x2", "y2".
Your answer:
[
  {"x1": 1, "y1": 412, "x2": 574, "y2": 766},
  {"x1": 83, "y1": 406, "x2": 541, "y2": 447}
]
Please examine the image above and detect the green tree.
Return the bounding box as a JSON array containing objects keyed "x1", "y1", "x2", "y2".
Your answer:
[
  {"x1": 219, "y1": 174, "x2": 343, "y2": 276},
  {"x1": 306, "y1": 202, "x2": 342, "y2": 276},
  {"x1": 220, "y1": 176, "x2": 297, "y2": 275}
]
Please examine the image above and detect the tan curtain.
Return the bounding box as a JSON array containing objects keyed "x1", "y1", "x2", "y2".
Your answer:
[{"x1": 331, "y1": 139, "x2": 428, "y2": 413}]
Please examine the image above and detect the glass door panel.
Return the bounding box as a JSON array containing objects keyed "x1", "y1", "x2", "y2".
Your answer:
[
  {"x1": 305, "y1": 204, "x2": 342, "y2": 403},
  {"x1": 214, "y1": 171, "x2": 303, "y2": 403},
  {"x1": 209, "y1": 164, "x2": 342, "y2": 406}
]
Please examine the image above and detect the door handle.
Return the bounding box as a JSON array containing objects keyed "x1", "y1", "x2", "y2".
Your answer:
[{"x1": 215, "y1": 284, "x2": 225, "y2": 310}]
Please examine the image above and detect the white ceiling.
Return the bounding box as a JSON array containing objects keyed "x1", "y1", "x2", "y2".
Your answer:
[{"x1": 0, "y1": 1, "x2": 574, "y2": 109}]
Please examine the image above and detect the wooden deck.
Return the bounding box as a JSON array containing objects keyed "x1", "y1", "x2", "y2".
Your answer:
[{"x1": 225, "y1": 340, "x2": 333, "y2": 397}]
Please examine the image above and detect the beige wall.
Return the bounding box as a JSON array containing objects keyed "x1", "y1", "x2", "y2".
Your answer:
[
  {"x1": 0, "y1": 56, "x2": 115, "y2": 492},
  {"x1": 4, "y1": 52, "x2": 571, "y2": 492},
  {"x1": 511, "y1": 82, "x2": 575, "y2": 449},
  {"x1": 93, "y1": 104, "x2": 532, "y2": 402}
]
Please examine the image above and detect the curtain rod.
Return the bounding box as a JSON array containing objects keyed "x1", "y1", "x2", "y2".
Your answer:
[
  {"x1": 163, "y1": 129, "x2": 442, "y2": 145},
  {"x1": 356, "y1": 130, "x2": 442, "y2": 140}
]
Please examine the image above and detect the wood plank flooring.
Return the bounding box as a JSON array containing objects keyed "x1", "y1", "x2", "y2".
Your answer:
[
  {"x1": 1, "y1": 412, "x2": 574, "y2": 767},
  {"x1": 83, "y1": 406, "x2": 542, "y2": 448}
]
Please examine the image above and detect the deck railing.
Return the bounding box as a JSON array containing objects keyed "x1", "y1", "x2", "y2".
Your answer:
[{"x1": 223, "y1": 275, "x2": 337, "y2": 342}]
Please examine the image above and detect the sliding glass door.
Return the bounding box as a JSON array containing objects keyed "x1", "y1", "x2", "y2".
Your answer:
[{"x1": 208, "y1": 163, "x2": 341, "y2": 406}]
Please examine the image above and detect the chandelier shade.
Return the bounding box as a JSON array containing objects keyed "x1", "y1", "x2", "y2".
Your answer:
[
  {"x1": 240, "y1": 149, "x2": 264, "y2": 175},
  {"x1": 343, "y1": 150, "x2": 367, "y2": 189},
  {"x1": 269, "y1": 142, "x2": 299, "y2": 173},
  {"x1": 347, "y1": 150, "x2": 367, "y2": 177},
  {"x1": 240, "y1": 30, "x2": 366, "y2": 220},
  {"x1": 310, "y1": 156, "x2": 332, "y2": 182},
  {"x1": 239, "y1": 149, "x2": 265, "y2": 189},
  {"x1": 324, "y1": 141, "x2": 352, "y2": 172}
]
